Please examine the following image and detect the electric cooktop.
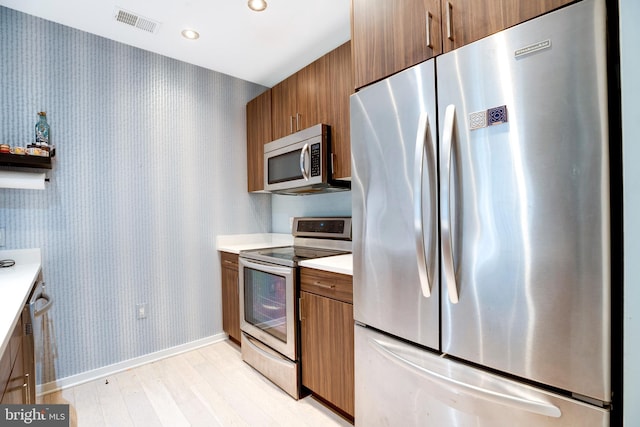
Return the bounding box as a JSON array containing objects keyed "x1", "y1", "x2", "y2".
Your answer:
[{"x1": 239, "y1": 217, "x2": 352, "y2": 267}]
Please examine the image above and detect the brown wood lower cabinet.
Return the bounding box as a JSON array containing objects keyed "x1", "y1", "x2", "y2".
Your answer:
[
  {"x1": 220, "y1": 251, "x2": 241, "y2": 346},
  {"x1": 1, "y1": 309, "x2": 31, "y2": 404},
  {"x1": 299, "y1": 268, "x2": 354, "y2": 420}
]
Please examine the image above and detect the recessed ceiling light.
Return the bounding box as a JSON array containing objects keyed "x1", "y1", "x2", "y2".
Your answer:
[
  {"x1": 248, "y1": 0, "x2": 267, "y2": 12},
  {"x1": 181, "y1": 29, "x2": 200, "y2": 40}
]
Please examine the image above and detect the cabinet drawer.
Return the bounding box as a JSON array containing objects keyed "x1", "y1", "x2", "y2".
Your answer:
[
  {"x1": 220, "y1": 251, "x2": 239, "y2": 270},
  {"x1": 300, "y1": 268, "x2": 352, "y2": 304}
]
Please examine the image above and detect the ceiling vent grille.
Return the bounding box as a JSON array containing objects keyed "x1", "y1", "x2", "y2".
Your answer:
[{"x1": 114, "y1": 8, "x2": 160, "y2": 34}]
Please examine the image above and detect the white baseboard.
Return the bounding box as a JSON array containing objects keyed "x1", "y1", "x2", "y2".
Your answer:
[{"x1": 37, "y1": 333, "x2": 228, "y2": 396}]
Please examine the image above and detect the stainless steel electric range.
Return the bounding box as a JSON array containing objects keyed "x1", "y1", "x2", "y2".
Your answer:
[{"x1": 238, "y1": 217, "x2": 352, "y2": 399}]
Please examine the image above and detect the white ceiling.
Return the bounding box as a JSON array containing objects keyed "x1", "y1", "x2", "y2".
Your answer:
[{"x1": 0, "y1": 0, "x2": 351, "y2": 87}]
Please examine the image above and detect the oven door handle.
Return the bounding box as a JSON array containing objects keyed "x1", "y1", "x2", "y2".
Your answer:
[{"x1": 239, "y1": 257, "x2": 293, "y2": 276}]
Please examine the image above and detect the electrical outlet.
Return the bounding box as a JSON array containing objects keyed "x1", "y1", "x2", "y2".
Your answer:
[
  {"x1": 136, "y1": 303, "x2": 147, "y2": 319},
  {"x1": 0, "y1": 228, "x2": 4, "y2": 247}
]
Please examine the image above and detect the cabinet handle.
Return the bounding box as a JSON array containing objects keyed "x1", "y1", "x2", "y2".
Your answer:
[
  {"x1": 331, "y1": 153, "x2": 336, "y2": 177},
  {"x1": 313, "y1": 280, "x2": 336, "y2": 289},
  {"x1": 446, "y1": 2, "x2": 453, "y2": 41},
  {"x1": 23, "y1": 383, "x2": 28, "y2": 403},
  {"x1": 299, "y1": 296, "x2": 304, "y2": 321},
  {"x1": 296, "y1": 113, "x2": 301, "y2": 132},
  {"x1": 223, "y1": 260, "x2": 234, "y2": 265},
  {"x1": 426, "y1": 11, "x2": 433, "y2": 49},
  {"x1": 290, "y1": 116, "x2": 295, "y2": 134},
  {"x1": 25, "y1": 373, "x2": 30, "y2": 404}
]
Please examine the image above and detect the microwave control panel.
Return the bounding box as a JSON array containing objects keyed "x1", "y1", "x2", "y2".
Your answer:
[{"x1": 311, "y1": 143, "x2": 321, "y2": 177}]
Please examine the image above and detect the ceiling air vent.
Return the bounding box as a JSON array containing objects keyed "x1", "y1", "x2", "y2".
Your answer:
[{"x1": 114, "y1": 8, "x2": 160, "y2": 34}]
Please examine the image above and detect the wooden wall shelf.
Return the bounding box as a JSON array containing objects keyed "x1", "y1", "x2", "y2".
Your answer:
[{"x1": 0, "y1": 151, "x2": 54, "y2": 169}]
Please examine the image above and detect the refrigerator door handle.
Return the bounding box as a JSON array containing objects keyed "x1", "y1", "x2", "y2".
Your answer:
[
  {"x1": 370, "y1": 337, "x2": 562, "y2": 418},
  {"x1": 441, "y1": 104, "x2": 459, "y2": 303},
  {"x1": 414, "y1": 112, "x2": 433, "y2": 298}
]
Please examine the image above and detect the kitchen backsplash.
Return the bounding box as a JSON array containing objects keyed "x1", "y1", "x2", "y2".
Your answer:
[{"x1": 271, "y1": 191, "x2": 352, "y2": 233}]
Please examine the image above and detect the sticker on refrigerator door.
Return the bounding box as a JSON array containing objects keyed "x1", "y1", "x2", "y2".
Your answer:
[
  {"x1": 487, "y1": 105, "x2": 508, "y2": 126},
  {"x1": 469, "y1": 105, "x2": 508, "y2": 130},
  {"x1": 515, "y1": 39, "x2": 551, "y2": 58},
  {"x1": 469, "y1": 111, "x2": 487, "y2": 130}
]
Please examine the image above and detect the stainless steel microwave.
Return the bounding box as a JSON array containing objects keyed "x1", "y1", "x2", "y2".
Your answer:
[{"x1": 263, "y1": 123, "x2": 350, "y2": 195}]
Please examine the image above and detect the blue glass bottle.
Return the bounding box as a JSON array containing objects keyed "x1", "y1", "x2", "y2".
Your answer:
[{"x1": 35, "y1": 112, "x2": 50, "y2": 147}]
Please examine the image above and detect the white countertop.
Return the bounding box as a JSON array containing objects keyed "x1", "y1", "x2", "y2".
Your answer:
[
  {"x1": 216, "y1": 233, "x2": 353, "y2": 275},
  {"x1": 0, "y1": 248, "x2": 41, "y2": 356},
  {"x1": 299, "y1": 253, "x2": 353, "y2": 276},
  {"x1": 216, "y1": 233, "x2": 293, "y2": 254}
]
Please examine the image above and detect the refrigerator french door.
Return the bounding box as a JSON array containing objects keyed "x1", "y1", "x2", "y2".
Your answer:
[
  {"x1": 351, "y1": 0, "x2": 611, "y2": 425},
  {"x1": 351, "y1": 59, "x2": 440, "y2": 350}
]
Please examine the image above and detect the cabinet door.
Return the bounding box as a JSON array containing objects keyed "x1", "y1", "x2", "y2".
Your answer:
[
  {"x1": 246, "y1": 89, "x2": 272, "y2": 192},
  {"x1": 1, "y1": 317, "x2": 25, "y2": 404},
  {"x1": 2, "y1": 341, "x2": 24, "y2": 404},
  {"x1": 501, "y1": 0, "x2": 574, "y2": 29},
  {"x1": 0, "y1": 344, "x2": 10, "y2": 400},
  {"x1": 442, "y1": 0, "x2": 574, "y2": 52},
  {"x1": 441, "y1": 0, "x2": 503, "y2": 52},
  {"x1": 221, "y1": 252, "x2": 241, "y2": 345},
  {"x1": 271, "y1": 74, "x2": 298, "y2": 140},
  {"x1": 352, "y1": 0, "x2": 442, "y2": 90},
  {"x1": 296, "y1": 61, "x2": 321, "y2": 132},
  {"x1": 320, "y1": 42, "x2": 352, "y2": 179},
  {"x1": 300, "y1": 291, "x2": 355, "y2": 417}
]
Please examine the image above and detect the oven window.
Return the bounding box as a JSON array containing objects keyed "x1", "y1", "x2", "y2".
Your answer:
[
  {"x1": 244, "y1": 268, "x2": 287, "y2": 342},
  {"x1": 268, "y1": 150, "x2": 304, "y2": 184}
]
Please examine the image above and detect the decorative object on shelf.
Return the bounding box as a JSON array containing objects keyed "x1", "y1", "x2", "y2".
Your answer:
[
  {"x1": 34, "y1": 111, "x2": 50, "y2": 149},
  {"x1": 0, "y1": 112, "x2": 57, "y2": 173}
]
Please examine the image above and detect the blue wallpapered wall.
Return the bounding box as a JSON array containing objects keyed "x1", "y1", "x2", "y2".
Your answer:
[{"x1": 0, "y1": 6, "x2": 271, "y2": 383}]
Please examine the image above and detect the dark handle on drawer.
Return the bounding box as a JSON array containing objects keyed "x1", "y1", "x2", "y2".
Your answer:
[{"x1": 313, "y1": 280, "x2": 336, "y2": 289}]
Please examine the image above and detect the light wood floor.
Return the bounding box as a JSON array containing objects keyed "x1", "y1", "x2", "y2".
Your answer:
[{"x1": 39, "y1": 340, "x2": 352, "y2": 427}]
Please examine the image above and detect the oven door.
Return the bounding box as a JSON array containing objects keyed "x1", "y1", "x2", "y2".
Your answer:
[{"x1": 239, "y1": 257, "x2": 297, "y2": 361}]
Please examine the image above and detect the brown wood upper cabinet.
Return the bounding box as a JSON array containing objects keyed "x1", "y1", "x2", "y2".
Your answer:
[
  {"x1": 248, "y1": 41, "x2": 352, "y2": 189},
  {"x1": 319, "y1": 42, "x2": 352, "y2": 180},
  {"x1": 271, "y1": 41, "x2": 352, "y2": 168},
  {"x1": 246, "y1": 89, "x2": 271, "y2": 192},
  {"x1": 351, "y1": 0, "x2": 574, "y2": 89},
  {"x1": 441, "y1": 0, "x2": 574, "y2": 52},
  {"x1": 271, "y1": 73, "x2": 304, "y2": 140},
  {"x1": 351, "y1": 0, "x2": 442, "y2": 90}
]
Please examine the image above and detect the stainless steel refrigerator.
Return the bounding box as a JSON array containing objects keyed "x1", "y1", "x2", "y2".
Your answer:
[{"x1": 351, "y1": 0, "x2": 612, "y2": 425}]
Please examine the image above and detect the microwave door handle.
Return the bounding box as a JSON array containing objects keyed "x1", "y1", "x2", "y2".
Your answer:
[{"x1": 299, "y1": 143, "x2": 310, "y2": 180}]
